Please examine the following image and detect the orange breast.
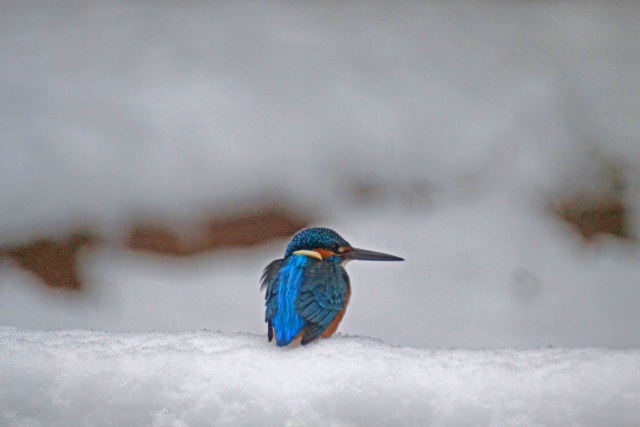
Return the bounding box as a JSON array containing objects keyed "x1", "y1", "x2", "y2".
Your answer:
[{"x1": 321, "y1": 285, "x2": 351, "y2": 338}]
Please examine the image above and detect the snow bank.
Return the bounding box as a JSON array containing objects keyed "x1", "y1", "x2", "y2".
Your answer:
[
  {"x1": 2, "y1": 1, "x2": 640, "y2": 243},
  {"x1": 1, "y1": 327, "x2": 639, "y2": 427}
]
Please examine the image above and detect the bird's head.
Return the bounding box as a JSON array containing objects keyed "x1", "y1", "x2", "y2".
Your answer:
[{"x1": 284, "y1": 227, "x2": 404, "y2": 263}]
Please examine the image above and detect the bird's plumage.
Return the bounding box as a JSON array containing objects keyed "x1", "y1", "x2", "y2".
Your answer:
[
  {"x1": 261, "y1": 227, "x2": 402, "y2": 347},
  {"x1": 295, "y1": 259, "x2": 350, "y2": 344}
]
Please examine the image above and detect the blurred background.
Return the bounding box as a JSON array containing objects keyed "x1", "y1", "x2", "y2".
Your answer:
[{"x1": 1, "y1": 1, "x2": 639, "y2": 348}]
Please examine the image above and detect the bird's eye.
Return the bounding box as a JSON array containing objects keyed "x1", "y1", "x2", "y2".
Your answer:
[{"x1": 331, "y1": 244, "x2": 341, "y2": 253}]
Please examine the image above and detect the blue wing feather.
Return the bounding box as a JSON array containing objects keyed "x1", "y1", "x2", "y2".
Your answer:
[{"x1": 296, "y1": 261, "x2": 349, "y2": 345}]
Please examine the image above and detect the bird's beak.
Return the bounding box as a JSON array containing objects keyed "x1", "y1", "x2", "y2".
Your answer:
[{"x1": 345, "y1": 247, "x2": 404, "y2": 262}]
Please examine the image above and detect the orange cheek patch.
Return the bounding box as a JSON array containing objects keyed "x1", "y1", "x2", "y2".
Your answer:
[{"x1": 314, "y1": 248, "x2": 335, "y2": 259}]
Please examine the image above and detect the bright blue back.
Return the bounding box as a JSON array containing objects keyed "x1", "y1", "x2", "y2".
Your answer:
[{"x1": 271, "y1": 254, "x2": 308, "y2": 345}]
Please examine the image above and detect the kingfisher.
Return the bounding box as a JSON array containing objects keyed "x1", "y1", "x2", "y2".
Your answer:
[{"x1": 260, "y1": 227, "x2": 404, "y2": 346}]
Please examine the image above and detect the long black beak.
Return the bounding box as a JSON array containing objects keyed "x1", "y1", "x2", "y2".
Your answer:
[{"x1": 346, "y1": 247, "x2": 404, "y2": 262}]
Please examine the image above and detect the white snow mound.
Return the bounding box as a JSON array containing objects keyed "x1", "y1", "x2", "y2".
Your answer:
[{"x1": 1, "y1": 327, "x2": 639, "y2": 426}]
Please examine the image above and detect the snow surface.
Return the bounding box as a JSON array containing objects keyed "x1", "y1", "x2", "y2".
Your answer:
[{"x1": 2, "y1": 327, "x2": 640, "y2": 427}]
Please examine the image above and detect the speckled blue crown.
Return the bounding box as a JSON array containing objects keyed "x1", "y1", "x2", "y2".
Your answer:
[{"x1": 284, "y1": 227, "x2": 350, "y2": 257}]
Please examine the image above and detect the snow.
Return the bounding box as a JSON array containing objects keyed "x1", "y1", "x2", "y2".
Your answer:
[
  {"x1": 2, "y1": 326, "x2": 639, "y2": 427},
  {"x1": 2, "y1": 1, "x2": 640, "y2": 424},
  {"x1": 2, "y1": 1, "x2": 640, "y2": 242}
]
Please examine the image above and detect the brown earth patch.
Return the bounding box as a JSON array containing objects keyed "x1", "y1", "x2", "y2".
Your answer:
[
  {"x1": 127, "y1": 207, "x2": 309, "y2": 256},
  {"x1": 1, "y1": 205, "x2": 310, "y2": 289},
  {"x1": 2, "y1": 232, "x2": 98, "y2": 289},
  {"x1": 554, "y1": 193, "x2": 632, "y2": 241}
]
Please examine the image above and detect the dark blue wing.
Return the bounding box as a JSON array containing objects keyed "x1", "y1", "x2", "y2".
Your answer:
[
  {"x1": 295, "y1": 261, "x2": 350, "y2": 345},
  {"x1": 260, "y1": 258, "x2": 284, "y2": 342}
]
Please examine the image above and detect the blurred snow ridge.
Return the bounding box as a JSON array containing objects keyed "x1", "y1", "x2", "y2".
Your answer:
[{"x1": 2, "y1": 1, "x2": 640, "y2": 241}]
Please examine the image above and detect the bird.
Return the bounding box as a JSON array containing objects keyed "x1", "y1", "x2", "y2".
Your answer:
[{"x1": 260, "y1": 227, "x2": 404, "y2": 346}]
